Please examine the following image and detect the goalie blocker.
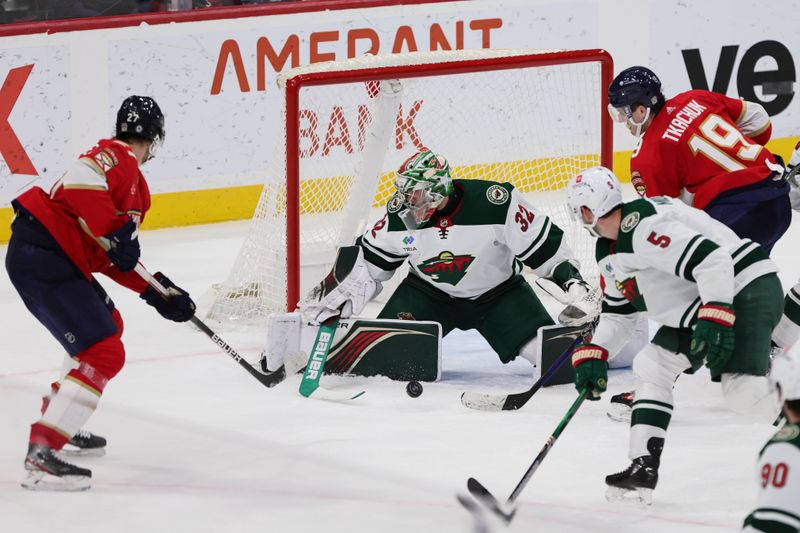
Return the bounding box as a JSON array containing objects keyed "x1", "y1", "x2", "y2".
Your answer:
[{"x1": 265, "y1": 313, "x2": 442, "y2": 382}]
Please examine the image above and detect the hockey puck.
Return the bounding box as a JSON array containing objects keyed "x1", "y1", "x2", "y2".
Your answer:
[{"x1": 406, "y1": 380, "x2": 423, "y2": 398}]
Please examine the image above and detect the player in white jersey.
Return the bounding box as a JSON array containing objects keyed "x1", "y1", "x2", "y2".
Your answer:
[
  {"x1": 743, "y1": 345, "x2": 800, "y2": 532},
  {"x1": 565, "y1": 167, "x2": 783, "y2": 505},
  {"x1": 300, "y1": 148, "x2": 600, "y2": 371},
  {"x1": 773, "y1": 143, "x2": 800, "y2": 354}
]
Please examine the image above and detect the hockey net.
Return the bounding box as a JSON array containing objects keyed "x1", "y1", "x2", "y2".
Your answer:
[{"x1": 206, "y1": 49, "x2": 613, "y2": 327}]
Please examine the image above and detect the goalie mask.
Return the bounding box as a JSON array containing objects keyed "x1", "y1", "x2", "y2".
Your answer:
[
  {"x1": 566, "y1": 167, "x2": 623, "y2": 237},
  {"x1": 395, "y1": 149, "x2": 454, "y2": 229},
  {"x1": 116, "y1": 95, "x2": 165, "y2": 161}
]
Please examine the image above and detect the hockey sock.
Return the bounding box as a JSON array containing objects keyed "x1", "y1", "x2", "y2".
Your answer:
[
  {"x1": 40, "y1": 354, "x2": 80, "y2": 414},
  {"x1": 629, "y1": 397, "x2": 672, "y2": 460},
  {"x1": 30, "y1": 362, "x2": 108, "y2": 450}
]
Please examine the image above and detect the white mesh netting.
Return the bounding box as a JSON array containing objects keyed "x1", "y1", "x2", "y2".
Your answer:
[{"x1": 206, "y1": 49, "x2": 609, "y2": 327}]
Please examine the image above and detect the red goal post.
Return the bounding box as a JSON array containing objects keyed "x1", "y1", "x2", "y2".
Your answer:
[{"x1": 206, "y1": 48, "x2": 613, "y2": 325}]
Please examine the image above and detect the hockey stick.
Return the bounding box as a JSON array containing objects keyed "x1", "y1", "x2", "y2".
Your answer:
[
  {"x1": 298, "y1": 312, "x2": 365, "y2": 402},
  {"x1": 132, "y1": 264, "x2": 284, "y2": 388},
  {"x1": 86, "y1": 226, "x2": 283, "y2": 389},
  {"x1": 461, "y1": 323, "x2": 592, "y2": 411},
  {"x1": 459, "y1": 387, "x2": 591, "y2": 523}
]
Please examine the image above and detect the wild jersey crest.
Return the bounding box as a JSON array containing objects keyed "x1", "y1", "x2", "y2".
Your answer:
[
  {"x1": 387, "y1": 193, "x2": 404, "y2": 214},
  {"x1": 620, "y1": 212, "x2": 640, "y2": 233},
  {"x1": 486, "y1": 184, "x2": 510, "y2": 205},
  {"x1": 417, "y1": 251, "x2": 474, "y2": 285},
  {"x1": 773, "y1": 424, "x2": 800, "y2": 442},
  {"x1": 615, "y1": 277, "x2": 647, "y2": 310}
]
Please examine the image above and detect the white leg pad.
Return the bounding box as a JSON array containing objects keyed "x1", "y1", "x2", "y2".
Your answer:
[
  {"x1": 721, "y1": 373, "x2": 781, "y2": 421},
  {"x1": 265, "y1": 312, "x2": 303, "y2": 371}
]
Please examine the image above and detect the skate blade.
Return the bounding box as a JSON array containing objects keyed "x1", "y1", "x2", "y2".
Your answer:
[
  {"x1": 606, "y1": 404, "x2": 632, "y2": 423},
  {"x1": 605, "y1": 486, "x2": 652, "y2": 506},
  {"x1": 21, "y1": 470, "x2": 91, "y2": 492},
  {"x1": 58, "y1": 446, "x2": 106, "y2": 458}
]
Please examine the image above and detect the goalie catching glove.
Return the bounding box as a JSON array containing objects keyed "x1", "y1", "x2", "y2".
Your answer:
[
  {"x1": 535, "y1": 261, "x2": 601, "y2": 326},
  {"x1": 298, "y1": 246, "x2": 383, "y2": 324}
]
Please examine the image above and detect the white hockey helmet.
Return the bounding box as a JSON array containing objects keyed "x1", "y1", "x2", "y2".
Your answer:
[
  {"x1": 566, "y1": 166, "x2": 623, "y2": 237},
  {"x1": 770, "y1": 344, "x2": 800, "y2": 401}
]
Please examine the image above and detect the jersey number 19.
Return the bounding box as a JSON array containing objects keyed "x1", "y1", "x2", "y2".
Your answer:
[{"x1": 688, "y1": 114, "x2": 762, "y2": 172}]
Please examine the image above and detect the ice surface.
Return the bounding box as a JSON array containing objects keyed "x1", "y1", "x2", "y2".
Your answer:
[{"x1": 1, "y1": 212, "x2": 798, "y2": 533}]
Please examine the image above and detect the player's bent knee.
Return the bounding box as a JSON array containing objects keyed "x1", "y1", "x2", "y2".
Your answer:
[
  {"x1": 632, "y1": 343, "x2": 684, "y2": 389},
  {"x1": 78, "y1": 340, "x2": 126, "y2": 380},
  {"x1": 77, "y1": 310, "x2": 126, "y2": 380},
  {"x1": 721, "y1": 373, "x2": 781, "y2": 420}
]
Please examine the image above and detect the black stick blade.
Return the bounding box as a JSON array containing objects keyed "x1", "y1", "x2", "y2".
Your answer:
[{"x1": 467, "y1": 477, "x2": 516, "y2": 523}]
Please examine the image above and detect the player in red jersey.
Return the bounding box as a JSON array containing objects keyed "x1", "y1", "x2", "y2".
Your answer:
[
  {"x1": 5, "y1": 96, "x2": 196, "y2": 491},
  {"x1": 604, "y1": 67, "x2": 798, "y2": 422},
  {"x1": 608, "y1": 66, "x2": 790, "y2": 252}
]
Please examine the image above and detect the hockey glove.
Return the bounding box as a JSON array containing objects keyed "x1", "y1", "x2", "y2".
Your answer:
[
  {"x1": 298, "y1": 246, "x2": 381, "y2": 324},
  {"x1": 571, "y1": 343, "x2": 608, "y2": 400},
  {"x1": 140, "y1": 272, "x2": 196, "y2": 322},
  {"x1": 690, "y1": 302, "x2": 736, "y2": 370},
  {"x1": 105, "y1": 219, "x2": 140, "y2": 272},
  {"x1": 535, "y1": 277, "x2": 601, "y2": 326}
]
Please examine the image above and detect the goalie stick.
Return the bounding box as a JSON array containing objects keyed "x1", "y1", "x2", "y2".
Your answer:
[
  {"x1": 298, "y1": 312, "x2": 365, "y2": 402},
  {"x1": 460, "y1": 322, "x2": 594, "y2": 411},
  {"x1": 458, "y1": 387, "x2": 591, "y2": 524}
]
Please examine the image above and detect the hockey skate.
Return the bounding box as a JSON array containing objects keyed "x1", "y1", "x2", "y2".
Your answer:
[
  {"x1": 22, "y1": 443, "x2": 91, "y2": 492},
  {"x1": 60, "y1": 429, "x2": 107, "y2": 457},
  {"x1": 606, "y1": 391, "x2": 634, "y2": 422},
  {"x1": 605, "y1": 438, "x2": 663, "y2": 506}
]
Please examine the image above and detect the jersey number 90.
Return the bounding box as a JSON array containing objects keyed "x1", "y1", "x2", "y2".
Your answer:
[{"x1": 761, "y1": 462, "x2": 789, "y2": 489}]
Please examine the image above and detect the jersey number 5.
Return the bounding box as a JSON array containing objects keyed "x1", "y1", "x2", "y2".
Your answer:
[
  {"x1": 647, "y1": 231, "x2": 671, "y2": 248},
  {"x1": 761, "y1": 462, "x2": 789, "y2": 489},
  {"x1": 687, "y1": 114, "x2": 762, "y2": 172},
  {"x1": 515, "y1": 204, "x2": 535, "y2": 232}
]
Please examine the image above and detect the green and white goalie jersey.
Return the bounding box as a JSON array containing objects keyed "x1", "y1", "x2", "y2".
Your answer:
[
  {"x1": 593, "y1": 196, "x2": 778, "y2": 353},
  {"x1": 743, "y1": 423, "x2": 800, "y2": 532},
  {"x1": 357, "y1": 179, "x2": 574, "y2": 298}
]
